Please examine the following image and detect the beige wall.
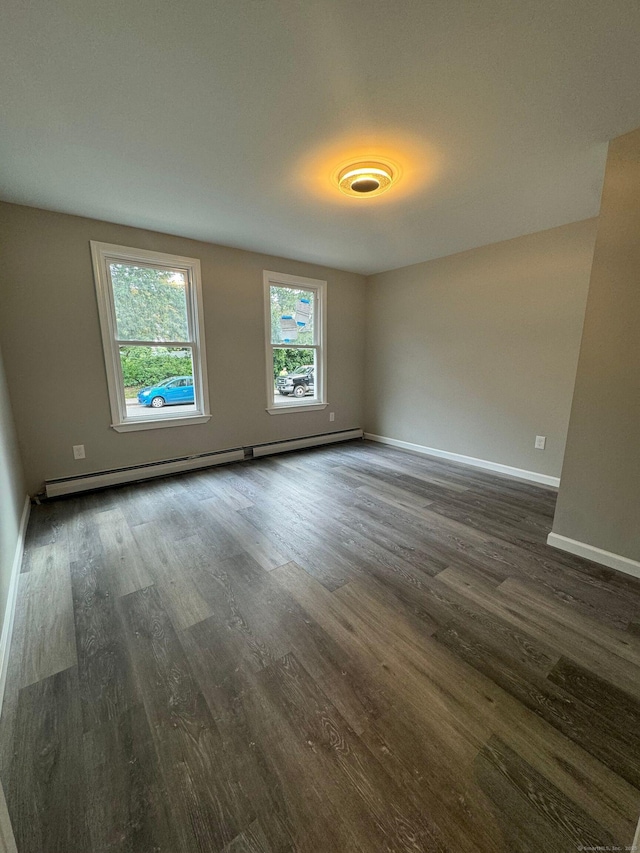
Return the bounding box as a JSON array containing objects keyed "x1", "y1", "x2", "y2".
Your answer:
[
  {"x1": 365, "y1": 220, "x2": 598, "y2": 478},
  {"x1": 552, "y1": 129, "x2": 640, "y2": 562},
  {"x1": 0, "y1": 203, "x2": 366, "y2": 495},
  {"x1": 0, "y1": 340, "x2": 26, "y2": 633}
]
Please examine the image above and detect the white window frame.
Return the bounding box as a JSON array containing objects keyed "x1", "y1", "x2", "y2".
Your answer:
[
  {"x1": 90, "y1": 241, "x2": 211, "y2": 432},
  {"x1": 264, "y1": 270, "x2": 327, "y2": 414}
]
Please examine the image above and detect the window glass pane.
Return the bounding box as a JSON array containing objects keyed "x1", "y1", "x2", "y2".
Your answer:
[
  {"x1": 273, "y1": 348, "x2": 317, "y2": 404},
  {"x1": 119, "y1": 345, "x2": 197, "y2": 419},
  {"x1": 270, "y1": 285, "x2": 314, "y2": 346},
  {"x1": 110, "y1": 262, "x2": 189, "y2": 342}
]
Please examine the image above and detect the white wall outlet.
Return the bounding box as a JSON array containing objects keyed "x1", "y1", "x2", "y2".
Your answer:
[
  {"x1": 535, "y1": 435, "x2": 546, "y2": 450},
  {"x1": 73, "y1": 444, "x2": 86, "y2": 460},
  {"x1": 329, "y1": 412, "x2": 335, "y2": 422}
]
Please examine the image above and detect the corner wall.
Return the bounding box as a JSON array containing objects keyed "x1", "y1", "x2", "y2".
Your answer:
[
  {"x1": 0, "y1": 341, "x2": 26, "y2": 638},
  {"x1": 0, "y1": 203, "x2": 366, "y2": 495},
  {"x1": 365, "y1": 219, "x2": 598, "y2": 479},
  {"x1": 551, "y1": 128, "x2": 640, "y2": 564}
]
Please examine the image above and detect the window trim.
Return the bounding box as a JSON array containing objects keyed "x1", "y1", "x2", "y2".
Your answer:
[
  {"x1": 263, "y1": 270, "x2": 328, "y2": 414},
  {"x1": 90, "y1": 241, "x2": 211, "y2": 432}
]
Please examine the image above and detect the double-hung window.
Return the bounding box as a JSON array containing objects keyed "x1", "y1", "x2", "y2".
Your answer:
[
  {"x1": 264, "y1": 270, "x2": 327, "y2": 413},
  {"x1": 90, "y1": 242, "x2": 210, "y2": 431}
]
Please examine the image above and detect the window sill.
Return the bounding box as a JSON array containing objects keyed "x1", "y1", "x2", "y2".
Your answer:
[
  {"x1": 266, "y1": 403, "x2": 328, "y2": 415},
  {"x1": 111, "y1": 414, "x2": 212, "y2": 432}
]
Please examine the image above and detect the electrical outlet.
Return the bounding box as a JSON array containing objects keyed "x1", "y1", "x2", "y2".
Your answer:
[
  {"x1": 329, "y1": 412, "x2": 335, "y2": 422},
  {"x1": 535, "y1": 435, "x2": 546, "y2": 450},
  {"x1": 73, "y1": 444, "x2": 86, "y2": 460}
]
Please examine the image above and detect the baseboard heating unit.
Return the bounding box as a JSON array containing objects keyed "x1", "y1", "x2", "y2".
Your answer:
[
  {"x1": 252, "y1": 428, "x2": 363, "y2": 458},
  {"x1": 44, "y1": 429, "x2": 363, "y2": 497}
]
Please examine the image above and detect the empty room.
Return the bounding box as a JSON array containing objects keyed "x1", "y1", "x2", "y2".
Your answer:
[{"x1": 1, "y1": 1, "x2": 640, "y2": 851}]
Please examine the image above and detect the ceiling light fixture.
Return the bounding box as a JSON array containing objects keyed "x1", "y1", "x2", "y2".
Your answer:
[{"x1": 337, "y1": 161, "x2": 395, "y2": 198}]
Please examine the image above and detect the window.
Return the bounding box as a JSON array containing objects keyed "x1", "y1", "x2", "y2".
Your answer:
[
  {"x1": 90, "y1": 242, "x2": 210, "y2": 431},
  {"x1": 264, "y1": 270, "x2": 327, "y2": 413}
]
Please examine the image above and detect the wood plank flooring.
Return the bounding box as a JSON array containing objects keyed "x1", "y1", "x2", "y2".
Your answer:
[{"x1": 2, "y1": 439, "x2": 640, "y2": 852}]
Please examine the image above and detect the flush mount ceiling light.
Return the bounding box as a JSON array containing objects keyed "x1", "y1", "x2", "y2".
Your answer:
[{"x1": 337, "y1": 161, "x2": 395, "y2": 198}]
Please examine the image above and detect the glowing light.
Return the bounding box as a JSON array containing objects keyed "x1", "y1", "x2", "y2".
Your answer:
[
  {"x1": 338, "y1": 162, "x2": 394, "y2": 197},
  {"x1": 292, "y1": 133, "x2": 439, "y2": 207}
]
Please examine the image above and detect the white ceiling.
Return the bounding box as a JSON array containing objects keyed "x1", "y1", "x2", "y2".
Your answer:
[{"x1": 1, "y1": 0, "x2": 640, "y2": 275}]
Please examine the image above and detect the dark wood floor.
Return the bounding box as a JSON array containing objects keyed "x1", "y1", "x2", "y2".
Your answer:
[{"x1": 2, "y1": 439, "x2": 640, "y2": 852}]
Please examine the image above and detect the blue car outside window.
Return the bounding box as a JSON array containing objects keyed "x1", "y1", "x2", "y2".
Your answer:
[{"x1": 137, "y1": 377, "x2": 195, "y2": 407}]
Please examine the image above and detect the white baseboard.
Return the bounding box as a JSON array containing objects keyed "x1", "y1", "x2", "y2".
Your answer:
[
  {"x1": 0, "y1": 495, "x2": 31, "y2": 717},
  {"x1": 547, "y1": 532, "x2": 640, "y2": 580},
  {"x1": 364, "y1": 433, "x2": 560, "y2": 488}
]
